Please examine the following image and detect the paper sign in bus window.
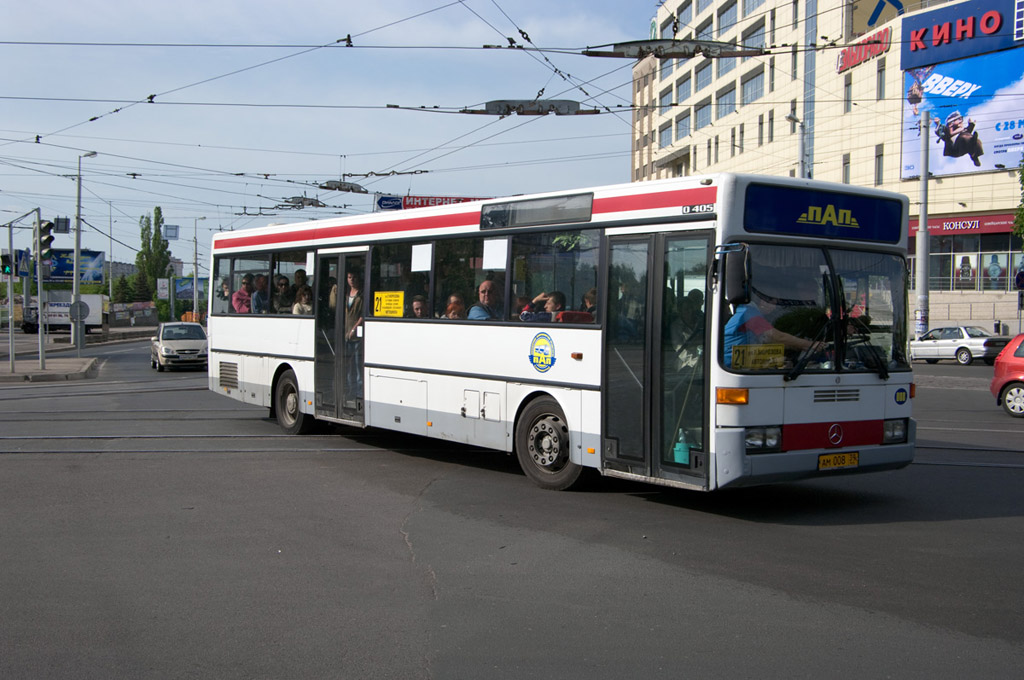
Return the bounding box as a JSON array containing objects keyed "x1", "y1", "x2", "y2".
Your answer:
[
  {"x1": 732, "y1": 343, "x2": 785, "y2": 369},
  {"x1": 374, "y1": 291, "x2": 405, "y2": 317}
]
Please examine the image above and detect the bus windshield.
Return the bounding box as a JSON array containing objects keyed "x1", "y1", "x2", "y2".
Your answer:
[{"x1": 722, "y1": 243, "x2": 910, "y2": 376}]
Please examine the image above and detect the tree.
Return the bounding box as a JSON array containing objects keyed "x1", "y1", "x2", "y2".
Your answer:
[
  {"x1": 134, "y1": 207, "x2": 172, "y2": 298},
  {"x1": 132, "y1": 270, "x2": 152, "y2": 302},
  {"x1": 113, "y1": 275, "x2": 132, "y2": 303}
]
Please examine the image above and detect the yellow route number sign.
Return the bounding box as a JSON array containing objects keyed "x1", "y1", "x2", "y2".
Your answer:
[{"x1": 374, "y1": 291, "x2": 405, "y2": 317}]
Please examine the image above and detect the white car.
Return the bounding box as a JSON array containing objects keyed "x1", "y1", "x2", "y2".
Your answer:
[
  {"x1": 910, "y1": 326, "x2": 1010, "y2": 366},
  {"x1": 151, "y1": 322, "x2": 208, "y2": 371}
]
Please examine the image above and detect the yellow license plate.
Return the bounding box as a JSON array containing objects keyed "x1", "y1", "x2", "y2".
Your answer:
[{"x1": 818, "y1": 452, "x2": 859, "y2": 471}]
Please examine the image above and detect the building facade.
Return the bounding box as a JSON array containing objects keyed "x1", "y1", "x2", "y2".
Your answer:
[{"x1": 633, "y1": 0, "x2": 1024, "y2": 332}]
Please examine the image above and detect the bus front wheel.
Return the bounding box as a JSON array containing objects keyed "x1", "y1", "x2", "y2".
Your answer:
[
  {"x1": 515, "y1": 396, "x2": 582, "y2": 491},
  {"x1": 274, "y1": 369, "x2": 313, "y2": 435}
]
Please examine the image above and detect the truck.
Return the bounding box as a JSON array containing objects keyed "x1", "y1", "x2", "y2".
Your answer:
[{"x1": 20, "y1": 292, "x2": 108, "y2": 334}]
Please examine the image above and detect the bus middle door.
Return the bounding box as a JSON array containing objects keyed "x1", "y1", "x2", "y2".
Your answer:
[{"x1": 603, "y1": 233, "x2": 709, "y2": 488}]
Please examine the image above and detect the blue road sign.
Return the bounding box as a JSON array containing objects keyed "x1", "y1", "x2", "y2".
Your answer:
[{"x1": 16, "y1": 249, "x2": 32, "y2": 277}]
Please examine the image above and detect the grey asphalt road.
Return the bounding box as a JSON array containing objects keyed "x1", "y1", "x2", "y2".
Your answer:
[{"x1": 1, "y1": 343, "x2": 1022, "y2": 679}]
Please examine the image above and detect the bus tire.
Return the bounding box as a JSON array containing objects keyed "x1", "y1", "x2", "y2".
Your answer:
[
  {"x1": 515, "y1": 396, "x2": 582, "y2": 491},
  {"x1": 274, "y1": 369, "x2": 313, "y2": 435}
]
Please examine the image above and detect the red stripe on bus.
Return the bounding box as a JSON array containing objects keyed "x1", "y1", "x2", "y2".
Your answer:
[
  {"x1": 782, "y1": 420, "x2": 882, "y2": 451},
  {"x1": 593, "y1": 186, "x2": 717, "y2": 214},
  {"x1": 212, "y1": 185, "x2": 719, "y2": 252}
]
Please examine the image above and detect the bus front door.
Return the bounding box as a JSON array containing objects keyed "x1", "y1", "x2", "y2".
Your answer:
[
  {"x1": 314, "y1": 253, "x2": 365, "y2": 425},
  {"x1": 603, "y1": 233, "x2": 709, "y2": 487}
]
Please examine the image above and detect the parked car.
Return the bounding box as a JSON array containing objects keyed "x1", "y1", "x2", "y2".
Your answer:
[
  {"x1": 909, "y1": 325, "x2": 1010, "y2": 365},
  {"x1": 991, "y1": 334, "x2": 1024, "y2": 417},
  {"x1": 151, "y1": 322, "x2": 208, "y2": 371}
]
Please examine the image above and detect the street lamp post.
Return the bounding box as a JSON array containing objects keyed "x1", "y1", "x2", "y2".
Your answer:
[
  {"x1": 194, "y1": 216, "x2": 205, "y2": 318},
  {"x1": 73, "y1": 151, "x2": 97, "y2": 353},
  {"x1": 784, "y1": 113, "x2": 806, "y2": 179}
]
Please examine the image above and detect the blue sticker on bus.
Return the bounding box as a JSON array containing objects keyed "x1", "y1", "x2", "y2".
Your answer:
[
  {"x1": 744, "y1": 183, "x2": 904, "y2": 243},
  {"x1": 894, "y1": 388, "x2": 909, "y2": 405},
  {"x1": 529, "y1": 333, "x2": 556, "y2": 373}
]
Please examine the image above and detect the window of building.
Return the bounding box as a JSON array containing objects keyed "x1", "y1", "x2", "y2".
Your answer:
[
  {"x1": 717, "y1": 56, "x2": 736, "y2": 78},
  {"x1": 844, "y1": 73, "x2": 853, "y2": 113},
  {"x1": 695, "y1": 100, "x2": 712, "y2": 130},
  {"x1": 731, "y1": 128, "x2": 737, "y2": 157},
  {"x1": 677, "y1": 74, "x2": 692, "y2": 102},
  {"x1": 874, "y1": 144, "x2": 884, "y2": 185},
  {"x1": 744, "y1": 0, "x2": 765, "y2": 15},
  {"x1": 739, "y1": 123, "x2": 745, "y2": 154},
  {"x1": 758, "y1": 114, "x2": 764, "y2": 146},
  {"x1": 659, "y1": 124, "x2": 673, "y2": 148},
  {"x1": 661, "y1": 18, "x2": 675, "y2": 40},
  {"x1": 678, "y1": 1, "x2": 692, "y2": 27},
  {"x1": 876, "y1": 57, "x2": 886, "y2": 100},
  {"x1": 706, "y1": 139, "x2": 712, "y2": 166},
  {"x1": 697, "y1": 0, "x2": 714, "y2": 14},
  {"x1": 662, "y1": 57, "x2": 674, "y2": 80},
  {"x1": 714, "y1": 135, "x2": 720, "y2": 164},
  {"x1": 696, "y1": 19, "x2": 713, "y2": 42},
  {"x1": 789, "y1": 100, "x2": 797, "y2": 132},
  {"x1": 792, "y1": 0, "x2": 799, "y2": 27},
  {"x1": 742, "y1": 22, "x2": 765, "y2": 61},
  {"x1": 741, "y1": 68, "x2": 764, "y2": 105},
  {"x1": 770, "y1": 8, "x2": 776, "y2": 43},
  {"x1": 695, "y1": 61, "x2": 712, "y2": 91},
  {"x1": 716, "y1": 85, "x2": 736, "y2": 119},
  {"x1": 768, "y1": 109, "x2": 775, "y2": 142},
  {"x1": 842, "y1": 154, "x2": 851, "y2": 184},
  {"x1": 660, "y1": 88, "x2": 673, "y2": 115},
  {"x1": 791, "y1": 45, "x2": 798, "y2": 80},
  {"x1": 676, "y1": 113, "x2": 691, "y2": 140},
  {"x1": 769, "y1": 56, "x2": 775, "y2": 91},
  {"x1": 718, "y1": 1, "x2": 738, "y2": 36}
]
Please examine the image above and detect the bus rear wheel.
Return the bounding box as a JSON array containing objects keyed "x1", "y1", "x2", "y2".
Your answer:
[
  {"x1": 515, "y1": 396, "x2": 582, "y2": 491},
  {"x1": 274, "y1": 369, "x2": 313, "y2": 435}
]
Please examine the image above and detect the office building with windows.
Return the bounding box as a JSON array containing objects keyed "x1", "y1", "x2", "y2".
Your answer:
[{"x1": 633, "y1": 0, "x2": 1024, "y2": 331}]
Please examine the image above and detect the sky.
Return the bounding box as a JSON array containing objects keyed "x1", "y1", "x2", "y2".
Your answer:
[{"x1": 0, "y1": 0, "x2": 655, "y2": 274}]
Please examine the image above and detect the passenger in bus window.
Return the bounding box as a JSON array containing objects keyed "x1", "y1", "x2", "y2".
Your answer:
[
  {"x1": 344, "y1": 269, "x2": 364, "y2": 392},
  {"x1": 292, "y1": 286, "x2": 313, "y2": 315},
  {"x1": 444, "y1": 295, "x2": 466, "y2": 320},
  {"x1": 582, "y1": 287, "x2": 597, "y2": 316},
  {"x1": 469, "y1": 280, "x2": 502, "y2": 320},
  {"x1": 290, "y1": 269, "x2": 308, "y2": 298},
  {"x1": 272, "y1": 275, "x2": 293, "y2": 313},
  {"x1": 251, "y1": 274, "x2": 270, "y2": 314},
  {"x1": 213, "y1": 278, "x2": 231, "y2": 315},
  {"x1": 410, "y1": 295, "x2": 429, "y2": 318},
  {"x1": 231, "y1": 274, "x2": 253, "y2": 313},
  {"x1": 519, "y1": 291, "x2": 565, "y2": 322}
]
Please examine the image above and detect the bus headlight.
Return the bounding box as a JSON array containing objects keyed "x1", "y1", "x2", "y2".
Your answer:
[
  {"x1": 883, "y1": 418, "x2": 908, "y2": 444},
  {"x1": 745, "y1": 426, "x2": 782, "y2": 452}
]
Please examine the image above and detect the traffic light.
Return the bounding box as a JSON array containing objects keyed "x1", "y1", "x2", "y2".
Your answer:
[
  {"x1": 37, "y1": 220, "x2": 55, "y2": 261},
  {"x1": 1, "y1": 253, "x2": 12, "y2": 276}
]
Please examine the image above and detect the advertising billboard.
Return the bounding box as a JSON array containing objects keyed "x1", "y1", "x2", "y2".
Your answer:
[
  {"x1": 174, "y1": 277, "x2": 208, "y2": 301},
  {"x1": 900, "y1": 0, "x2": 1024, "y2": 180},
  {"x1": 46, "y1": 248, "x2": 105, "y2": 284}
]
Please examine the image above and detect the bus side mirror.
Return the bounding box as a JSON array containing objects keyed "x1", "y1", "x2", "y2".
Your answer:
[{"x1": 724, "y1": 247, "x2": 750, "y2": 305}]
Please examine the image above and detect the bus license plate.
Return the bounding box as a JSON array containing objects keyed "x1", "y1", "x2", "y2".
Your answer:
[{"x1": 818, "y1": 452, "x2": 859, "y2": 471}]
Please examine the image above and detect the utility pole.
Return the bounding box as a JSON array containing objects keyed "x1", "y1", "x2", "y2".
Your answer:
[
  {"x1": 34, "y1": 208, "x2": 46, "y2": 369},
  {"x1": 194, "y1": 216, "x2": 205, "y2": 319},
  {"x1": 73, "y1": 151, "x2": 97, "y2": 353},
  {"x1": 915, "y1": 111, "x2": 930, "y2": 340}
]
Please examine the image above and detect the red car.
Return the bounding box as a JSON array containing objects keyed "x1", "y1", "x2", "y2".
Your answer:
[{"x1": 990, "y1": 334, "x2": 1024, "y2": 417}]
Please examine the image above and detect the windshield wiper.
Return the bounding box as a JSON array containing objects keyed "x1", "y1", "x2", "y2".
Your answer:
[{"x1": 784, "y1": 316, "x2": 832, "y2": 382}]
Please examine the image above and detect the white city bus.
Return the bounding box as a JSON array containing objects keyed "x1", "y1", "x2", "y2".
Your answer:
[{"x1": 208, "y1": 173, "x2": 914, "y2": 491}]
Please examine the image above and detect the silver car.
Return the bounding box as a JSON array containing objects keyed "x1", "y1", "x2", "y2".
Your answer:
[
  {"x1": 910, "y1": 325, "x2": 1010, "y2": 365},
  {"x1": 151, "y1": 322, "x2": 208, "y2": 371}
]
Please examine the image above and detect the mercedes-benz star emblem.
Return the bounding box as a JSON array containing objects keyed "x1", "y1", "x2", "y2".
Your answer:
[{"x1": 828, "y1": 423, "x2": 844, "y2": 446}]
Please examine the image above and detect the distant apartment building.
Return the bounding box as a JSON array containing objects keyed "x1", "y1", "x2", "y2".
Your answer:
[{"x1": 633, "y1": 0, "x2": 1024, "y2": 329}]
